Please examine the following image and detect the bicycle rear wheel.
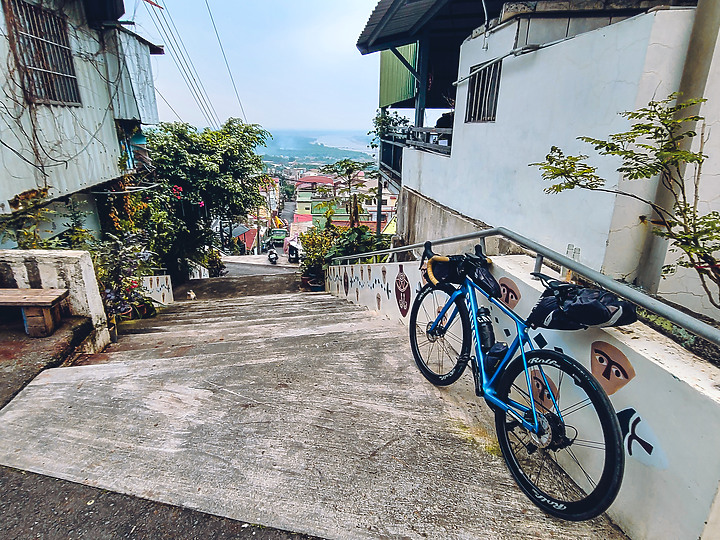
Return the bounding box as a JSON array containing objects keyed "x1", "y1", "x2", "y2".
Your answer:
[
  {"x1": 409, "y1": 283, "x2": 471, "y2": 386},
  {"x1": 494, "y1": 350, "x2": 624, "y2": 521}
]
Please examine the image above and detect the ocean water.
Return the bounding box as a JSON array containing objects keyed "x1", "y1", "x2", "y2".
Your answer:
[{"x1": 264, "y1": 130, "x2": 372, "y2": 155}]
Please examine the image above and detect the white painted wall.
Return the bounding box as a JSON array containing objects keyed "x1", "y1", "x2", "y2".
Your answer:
[
  {"x1": 402, "y1": 9, "x2": 695, "y2": 278},
  {"x1": 327, "y1": 255, "x2": 720, "y2": 540},
  {"x1": 0, "y1": 0, "x2": 121, "y2": 213}
]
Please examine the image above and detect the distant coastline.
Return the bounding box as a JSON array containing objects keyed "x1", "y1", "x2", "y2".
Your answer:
[{"x1": 261, "y1": 129, "x2": 375, "y2": 165}]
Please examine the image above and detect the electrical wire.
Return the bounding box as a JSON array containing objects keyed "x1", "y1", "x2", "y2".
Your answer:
[
  {"x1": 158, "y1": 0, "x2": 220, "y2": 126},
  {"x1": 203, "y1": 0, "x2": 247, "y2": 122},
  {"x1": 155, "y1": 87, "x2": 184, "y2": 122},
  {"x1": 144, "y1": 1, "x2": 219, "y2": 128},
  {"x1": 145, "y1": 3, "x2": 217, "y2": 127}
]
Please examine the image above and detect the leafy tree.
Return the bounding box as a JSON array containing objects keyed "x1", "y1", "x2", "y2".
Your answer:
[
  {"x1": 318, "y1": 159, "x2": 378, "y2": 228},
  {"x1": 143, "y1": 119, "x2": 270, "y2": 280},
  {"x1": 532, "y1": 94, "x2": 720, "y2": 308}
]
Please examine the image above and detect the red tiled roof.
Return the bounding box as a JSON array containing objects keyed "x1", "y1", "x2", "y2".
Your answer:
[
  {"x1": 237, "y1": 229, "x2": 258, "y2": 250},
  {"x1": 297, "y1": 175, "x2": 334, "y2": 184},
  {"x1": 294, "y1": 214, "x2": 313, "y2": 223}
]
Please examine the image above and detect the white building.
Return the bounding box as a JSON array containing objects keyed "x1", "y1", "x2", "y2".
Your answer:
[
  {"x1": 0, "y1": 0, "x2": 162, "y2": 246},
  {"x1": 359, "y1": 0, "x2": 719, "y2": 320}
]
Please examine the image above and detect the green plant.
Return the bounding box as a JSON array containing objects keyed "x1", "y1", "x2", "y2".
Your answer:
[
  {"x1": 317, "y1": 159, "x2": 379, "y2": 228},
  {"x1": 299, "y1": 226, "x2": 338, "y2": 278},
  {"x1": 532, "y1": 93, "x2": 720, "y2": 307},
  {"x1": 368, "y1": 109, "x2": 410, "y2": 149},
  {"x1": 204, "y1": 248, "x2": 227, "y2": 278},
  {"x1": 324, "y1": 226, "x2": 390, "y2": 262},
  {"x1": 92, "y1": 233, "x2": 157, "y2": 319}
]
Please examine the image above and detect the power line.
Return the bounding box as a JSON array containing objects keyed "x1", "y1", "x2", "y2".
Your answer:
[
  {"x1": 144, "y1": 2, "x2": 219, "y2": 128},
  {"x1": 203, "y1": 0, "x2": 247, "y2": 123},
  {"x1": 147, "y1": 3, "x2": 218, "y2": 127},
  {"x1": 155, "y1": 88, "x2": 184, "y2": 122},
  {"x1": 158, "y1": 0, "x2": 221, "y2": 126}
]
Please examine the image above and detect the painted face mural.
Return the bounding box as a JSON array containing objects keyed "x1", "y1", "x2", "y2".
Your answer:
[
  {"x1": 382, "y1": 266, "x2": 387, "y2": 284},
  {"x1": 617, "y1": 408, "x2": 668, "y2": 469},
  {"x1": 355, "y1": 288, "x2": 359, "y2": 302},
  {"x1": 591, "y1": 341, "x2": 635, "y2": 395},
  {"x1": 343, "y1": 268, "x2": 349, "y2": 297},
  {"x1": 395, "y1": 264, "x2": 411, "y2": 317},
  {"x1": 360, "y1": 267, "x2": 364, "y2": 280},
  {"x1": 376, "y1": 293, "x2": 381, "y2": 310},
  {"x1": 368, "y1": 267, "x2": 372, "y2": 281},
  {"x1": 530, "y1": 368, "x2": 559, "y2": 411},
  {"x1": 498, "y1": 277, "x2": 521, "y2": 309}
]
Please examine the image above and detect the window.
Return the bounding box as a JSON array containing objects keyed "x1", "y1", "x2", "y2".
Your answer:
[
  {"x1": 465, "y1": 60, "x2": 501, "y2": 123},
  {"x1": 5, "y1": 0, "x2": 81, "y2": 105}
]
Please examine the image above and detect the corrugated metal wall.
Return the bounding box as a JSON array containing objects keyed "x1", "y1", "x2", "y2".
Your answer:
[
  {"x1": 379, "y1": 43, "x2": 417, "y2": 108},
  {"x1": 0, "y1": 1, "x2": 121, "y2": 213},
  {"x1": 107, "y1": 29, "x2": 160, "y2": 124}
]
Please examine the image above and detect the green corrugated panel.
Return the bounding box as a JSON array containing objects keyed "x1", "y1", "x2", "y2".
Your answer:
[{"x1": 379, "y1": 43, "x2": 417, "y2": 108}]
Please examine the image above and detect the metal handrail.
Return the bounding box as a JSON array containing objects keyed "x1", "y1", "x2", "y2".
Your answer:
[{"x1": 330, "y1": 226, "x2": 720, "y2": 347}]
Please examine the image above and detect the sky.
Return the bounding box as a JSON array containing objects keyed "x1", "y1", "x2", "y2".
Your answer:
[{"x1": 127, "y1": 0, "x2": 381, "y2": 132}]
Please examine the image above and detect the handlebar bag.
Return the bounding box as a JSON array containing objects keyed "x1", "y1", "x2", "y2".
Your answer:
[
  {"x1": 426, "y1": 255, "x2": 464, "y2": 285},
  {"x1": 528, "y1": 286, "x2": 636, "y2": 330}
]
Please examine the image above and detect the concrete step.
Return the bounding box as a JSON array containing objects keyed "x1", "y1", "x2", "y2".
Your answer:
[
  {"x1": 0, "y1": 273, "x2": 625, "y2": 540},
  {"x1": 173, "y1": 273, "x2": 301, "y2": 301}
]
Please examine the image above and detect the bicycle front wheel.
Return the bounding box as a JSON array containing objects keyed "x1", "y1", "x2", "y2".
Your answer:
[
  {"x1": 409, "y1": 282, "x2": 471, "y2": 386},
  {"x1": 494, "y1": 350, "x2": 624, "y2": 521}
]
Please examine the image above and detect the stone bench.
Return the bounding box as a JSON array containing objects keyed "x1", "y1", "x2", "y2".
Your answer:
[{"x1": 0, "y1": 288, "x2": 70, "y2": 337}]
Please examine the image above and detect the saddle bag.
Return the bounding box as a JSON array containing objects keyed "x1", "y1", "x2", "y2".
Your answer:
[{"x1": 527, "y1": 285, "x2": 637, "y2": 330}]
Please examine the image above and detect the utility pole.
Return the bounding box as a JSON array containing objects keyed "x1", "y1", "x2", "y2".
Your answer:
[
  {"x1": 376, "y1": 177, "x2": 383, "y2": 237},
  {"x1": 256, "y1": 206, "x2": 261, "y2": 255}
]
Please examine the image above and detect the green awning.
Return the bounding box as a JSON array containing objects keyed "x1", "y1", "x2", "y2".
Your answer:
[{"x1": 379, "y1": 43, "x2": 417, "y2": 108}]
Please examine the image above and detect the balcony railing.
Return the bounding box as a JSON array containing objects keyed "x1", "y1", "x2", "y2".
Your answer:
[
  {"x1": 379, "y1": 126, "x2": 453, "y2": 184},
  {"x1": 407, "y1": 127, "x2": 452, "y2": 155},
  {"x1": 379, "y1": 131, "x2": 406, "y2": 182}
]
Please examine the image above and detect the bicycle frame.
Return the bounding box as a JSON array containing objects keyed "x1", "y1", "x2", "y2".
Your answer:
[{"x1": 429, "y1": 277, "x2": 562, "y2": 434}]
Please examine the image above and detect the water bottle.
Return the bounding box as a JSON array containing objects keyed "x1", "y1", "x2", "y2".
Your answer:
[
  {"x1": 476, "y1": 307, "x2": 494, "y2": 352},
  {"x1": 485, "y1": 341, "x2": 508, "y2": 375}
]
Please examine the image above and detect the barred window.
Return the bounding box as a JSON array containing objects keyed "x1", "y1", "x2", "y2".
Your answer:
[
  {"x1": 5, "y1": 0, "x2": 81, "y2": 105},
  {"x1": 465, "y1": 61, "x2": 501, "y2": 123}
]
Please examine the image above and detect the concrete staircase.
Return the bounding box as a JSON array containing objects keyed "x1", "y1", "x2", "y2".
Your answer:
[{"x1": 0, "y1": 275, "x2": 625, "y2": 539}]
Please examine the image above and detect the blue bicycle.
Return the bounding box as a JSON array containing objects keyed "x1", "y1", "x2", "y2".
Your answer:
[{"x1": 409, "y1": 242, "x2": 624, "y2": 521}]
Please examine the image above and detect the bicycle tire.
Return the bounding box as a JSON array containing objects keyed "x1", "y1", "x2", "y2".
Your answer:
[
  {"x1": 494, "y1": 350, "x2": 624, "y2": 521},
  {"x1": 409, "y1": 282, "x2": 471, "y2": 386}
]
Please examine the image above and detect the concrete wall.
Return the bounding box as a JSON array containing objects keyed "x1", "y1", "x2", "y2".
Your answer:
[
  {"x1": 327, "y1": 255, "x2": 720, "y2": 539},
  {"x1": 0, "y1": 0, "x2": 121, "y2": 212},
  {"x1": 0, "y1": 249, "x2": 109, "y2": 351},
  {"x1": 400, "y1": 9, "x2": 720, "y2": 317}
]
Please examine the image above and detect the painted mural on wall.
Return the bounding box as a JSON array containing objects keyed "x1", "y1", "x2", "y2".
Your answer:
[
  {"x1": 328, "y1": 258, "x2": 720, "y2": 538},
  {"x1": 590, "y1": 341, "x2": 636, "y2": 396},
  {"x1": 395, "y1": 264, "x2": 411, "y2": 317},
  {"x1": 498, "y1": 277, "x2": 521, "y2": 309},
  {"x1": 328, "y1": 260, "x2": 669, "y2": 472},
  {"x1": 141, "y1": 275, "x2": 174, "y2": 305}
]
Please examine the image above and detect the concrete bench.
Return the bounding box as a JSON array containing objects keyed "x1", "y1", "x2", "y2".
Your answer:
[{"x1": 0, "y1": 288, "x2": 70, "y2": 337}]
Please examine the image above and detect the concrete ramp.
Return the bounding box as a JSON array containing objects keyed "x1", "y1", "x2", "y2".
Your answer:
[{"x1": 0, "y1": 292, "x2": 624, "y2": 539}]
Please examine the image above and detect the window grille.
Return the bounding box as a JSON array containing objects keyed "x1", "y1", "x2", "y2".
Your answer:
[
  {"x1": 5, "y1": 0, "x2": 81, "y2": 105},
  {"x1": 465, "y1": 61, "x2": 501, "y2": 123}
]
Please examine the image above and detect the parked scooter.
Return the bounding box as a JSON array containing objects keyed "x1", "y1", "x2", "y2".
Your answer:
[{"x1": 267, "y1": 247, "x2": 278, "y2": 264}]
